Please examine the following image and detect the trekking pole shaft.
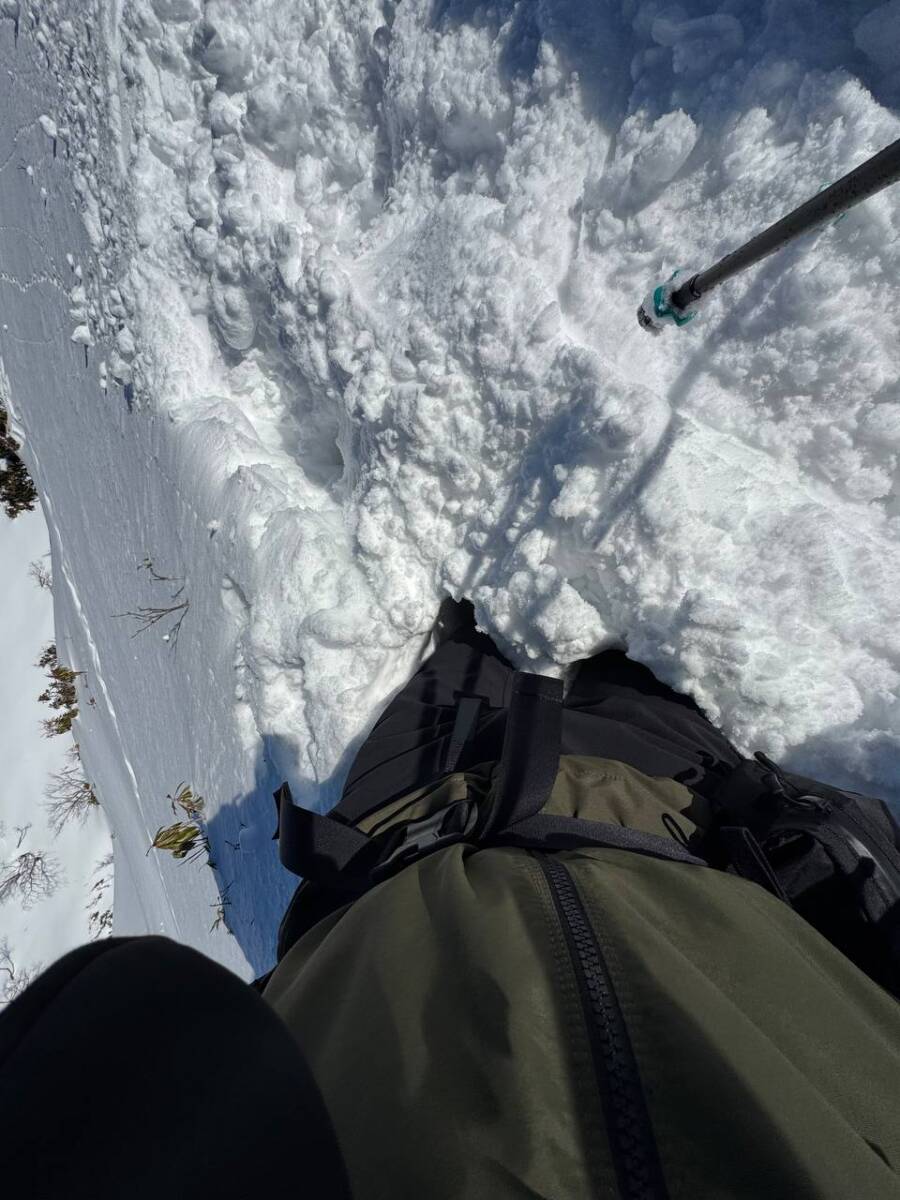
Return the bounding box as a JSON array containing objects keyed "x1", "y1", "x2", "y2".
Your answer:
[{"x1": 671, "y1": 136, "x2": 900, "y2": 309}]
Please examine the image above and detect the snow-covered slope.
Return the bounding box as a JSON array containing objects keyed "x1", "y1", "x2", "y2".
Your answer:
[{"x1": 2, "y1": 0, "x2": 899, "y2": 977}]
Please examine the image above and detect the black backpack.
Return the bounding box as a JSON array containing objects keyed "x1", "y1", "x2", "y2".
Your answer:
[{"x1": 711, "y1": 752, "x2": 900, "y2": 998}]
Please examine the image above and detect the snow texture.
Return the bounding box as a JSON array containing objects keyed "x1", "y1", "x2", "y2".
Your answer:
[{"x1": 2, "y1": 0, "x2": 900, "y2": 974}]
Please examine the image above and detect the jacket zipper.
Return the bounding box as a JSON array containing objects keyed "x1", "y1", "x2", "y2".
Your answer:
[{"x1": 538, "y1": 855, "x2": 669, "y2": 1200}]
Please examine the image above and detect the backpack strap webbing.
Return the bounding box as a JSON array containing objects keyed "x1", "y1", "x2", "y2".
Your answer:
[
  {"x1": 273, "y1": 782, "x2": 372, "y2": 891},
  {"x1": 479, "y1": 672, "x2": 564, "y2": 835},
  {"x1": 444, "y1": 695, "x2": 484, "y2": 773}
]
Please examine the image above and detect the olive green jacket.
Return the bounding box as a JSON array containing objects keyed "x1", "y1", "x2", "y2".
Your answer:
[{"x1": 265, "y1": 757, "x2": 900, "y2": 1199}]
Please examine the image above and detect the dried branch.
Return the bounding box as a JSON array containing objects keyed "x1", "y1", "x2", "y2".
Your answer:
[
  {"x1": 138, "y1": 556, "x2": 185, "y2": 598},
  {"x1": 209, "y1": 883, "x2": 233, "y2": 934},
  {"x1": 113, "y1": 599, "x2": 190, "y2": 647}
]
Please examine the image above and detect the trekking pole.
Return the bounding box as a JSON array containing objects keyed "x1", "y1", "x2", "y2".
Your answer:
[{"x1": 637, "y1": 135, "x2": 900, "y2": 334}]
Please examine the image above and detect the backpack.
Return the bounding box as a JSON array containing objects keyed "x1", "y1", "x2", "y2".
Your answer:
[
  {"x1": 710, "y1": 752, "x2": 900, "y2": 998},
  {"x1": 273, "y1": 673, "x2": 900, "y2": 1001},
  {"x1": 266, "y1": 672, "x2": 900, "y2": 1198}
]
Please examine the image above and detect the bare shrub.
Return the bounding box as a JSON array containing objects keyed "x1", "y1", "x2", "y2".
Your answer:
[
  {"x1": 0, "y1": 939, "x2": 42, "y2": 1004},
  {"x1": 0, "y1": 850, "x2": 62, "y2": 908},
  {"x1": 28, "y1": 559, "x2": 52, "y2": 590},
  {"x1": 113, "y1": 599, "x2": 190, "y2": 647},
  {"x1": 115, "y1": 557, "x2": 189, "y2": 648},
  {"x1": 44, "y1": 744, "x2": 99, "y2": 835}
]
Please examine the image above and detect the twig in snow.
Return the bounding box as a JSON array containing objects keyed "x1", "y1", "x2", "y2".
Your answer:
[{"x1": 113, "y1": 599, "x2": 190, "y2": 648}]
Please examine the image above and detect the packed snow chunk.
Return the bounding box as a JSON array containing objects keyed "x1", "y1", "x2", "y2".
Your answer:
[
  {"x1": 70, "y1": 324, "x2": 93, "y2": 346},
  {"x1": 194, "y1": 6, "x2": 252, "y2": 89},
  {"x1": 211, "y1": 283, "x2": 255, "y2": 351},
  {"x1": 533, "y1": 583, "x2": 610, "y2": 664},
  {"x1": 854, "y1": 1, "x2": 900, "y2": 75},
  {"x1": 551, "y1": 466, "x2": 601, "y2": 521},
  {"x1": 530, "y1": 302, "x2": 561, "y2": 343},
  {"x1": 0, "y1": 1, "x2": 19, "y2": 20},
  {"x1": 651, "y1": 13, "x2": 744, "y2": 76},
  {"x1": 115, "y1": 326, "x2": 137, "y2": 361},
  {"x1": 860, "y1": 400, "x2": 900, "y2": 449},
  {"x1": 38, "y1": 114, "x2": 58, "y2": 139},
  {"x1": 208, "y1": 89, "x2": 245, "y2": 138},
  {"x1": 607, "y1": 108, "x2": 700, "y2": 212}
]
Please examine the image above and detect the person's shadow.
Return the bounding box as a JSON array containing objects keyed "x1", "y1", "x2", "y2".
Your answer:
[{"x1": 204, "y1": 734, "x2": 360, "y2": 978}]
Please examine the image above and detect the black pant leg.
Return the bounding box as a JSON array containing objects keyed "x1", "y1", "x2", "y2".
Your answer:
[
  {"x1": 0, "y1": 937, "x2": 349, "y2": 1199},
  {"x1": 338, "y1": 618, "x2": 514, "y2": 822},
  {"x1": 562, "y1": 650, "x2": 743, "y2": 799}
]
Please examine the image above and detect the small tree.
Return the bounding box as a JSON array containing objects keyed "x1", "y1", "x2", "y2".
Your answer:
[
  {"x1": 0, "y1": 850, "x2": 62, "y2": 908},
  {"x1": 36, "y1": 643, "x2": 81, "y2": 737},
  {"x1": 0, "y1": 403, "x2": 38, "y2": 518},
  {"x1": 44, "y1": 744, "x2": 99, "y2": 835},
  {"x1": 28, "y1": 559, "x2": 52, "y2": 590},
  {"x1": 0, "y1": 939, "x2": 42, "y2": 1004}
]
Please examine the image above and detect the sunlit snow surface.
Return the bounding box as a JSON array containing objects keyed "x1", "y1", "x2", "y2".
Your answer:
[
  {"x1": 2, "y1": 0, "x2": 899, "y2": 974},
  {"x1": 123, "y1": 0, "x2": 900, "y2": 781}
]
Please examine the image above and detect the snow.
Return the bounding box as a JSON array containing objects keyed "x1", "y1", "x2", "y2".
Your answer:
[{"x1": 1, "y1": 0, "x2": 899, "y2": 978}]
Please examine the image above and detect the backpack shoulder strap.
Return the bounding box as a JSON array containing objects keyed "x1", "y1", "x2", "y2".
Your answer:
[{"x1": 479, "y1": 672, "x2": 564, "y2": 835}]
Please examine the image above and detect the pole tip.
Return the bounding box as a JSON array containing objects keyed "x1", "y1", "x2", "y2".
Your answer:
[{"x1": 637, "y1": 302, "x2": 661, "y2": 335}]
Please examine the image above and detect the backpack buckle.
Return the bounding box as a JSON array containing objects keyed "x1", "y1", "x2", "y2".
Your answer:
[{"x1": 372, "y1": 800, "x2": 478, "y2": 879}]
